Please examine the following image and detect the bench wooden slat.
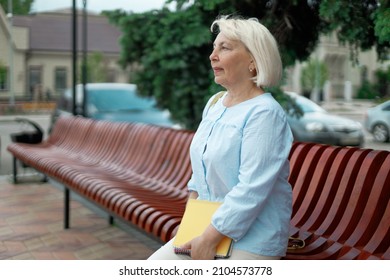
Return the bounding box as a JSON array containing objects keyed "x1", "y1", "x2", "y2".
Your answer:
[
  {"x1": 299, "y1": 147, "x2": 358, "y2": 232},
  {"x1": 290, "y1": 145, "x2": 341, "y2": 227}
]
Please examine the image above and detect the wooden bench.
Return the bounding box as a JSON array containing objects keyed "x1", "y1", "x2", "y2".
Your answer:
[
  {"x1": 7, "y1": 116, "x2": 389, "y2": 259},
  {"x1": 8, "y1": 116, "x2": 193, "y2": 243}
]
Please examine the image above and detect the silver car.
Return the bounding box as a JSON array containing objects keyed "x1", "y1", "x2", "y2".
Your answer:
[
  {"x1": 364, "y1": 100, "x2": 390, "y2": 142},
  {"x1": 286, "y1": 92, "x2": 365, "y2": 147}
]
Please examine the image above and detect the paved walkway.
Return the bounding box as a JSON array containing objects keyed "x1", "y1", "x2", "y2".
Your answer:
[{"x1": 0, "y1": 175, "x2": 161, "y2": 260}]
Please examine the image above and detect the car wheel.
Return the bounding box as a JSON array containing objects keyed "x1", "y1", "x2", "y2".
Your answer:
[{"x1": 372, "y1": 123, "x2": 389, "y2": 142}]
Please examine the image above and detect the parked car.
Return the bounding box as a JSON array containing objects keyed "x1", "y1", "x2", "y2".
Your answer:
[
  {"x1": 49, "y1": 83, "x2": 178, "y2": 132},
  {"x1": 285, "y1": 92, "x2": 364, "y2": 147},
  {"x1": 364, "y1": 100, "x2": 390, "y2": 142}
]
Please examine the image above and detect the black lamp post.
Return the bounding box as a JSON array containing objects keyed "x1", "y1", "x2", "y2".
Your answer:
[
  {"x1": 72, "y1": 0, "x2": 77, "y2": 116},
  {"x1": 82, "y1": 0, "x2": 87, "y2": 117},
  {"x1": 71, "y1": 0, "x2": 88, "y2": 117}
]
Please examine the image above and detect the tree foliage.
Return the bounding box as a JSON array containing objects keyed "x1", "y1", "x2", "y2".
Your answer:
[
  {"x1": 78, "y1": 52, "x2": 110, "y2": 83},
  {"x1": 0, "y1": 0, "x2": 33, "y2": 15},
  {"x1": 374, "y1": 1, "x2": 390, "y2": 46},
  {"x1": 106, "y1": 7, "x2": 218, "y2": 129},
  {"x1": 105, "y1": 0, "x2": 389, "y2": 130},
  {"x1": 319, "y1": 0, "x2": 389, "y2": 62},
  {"x1": 300, "y1": 59, "x2": 328, "y2": 93},
  {"x1": 0, "y1": 59, "x2": 7, "y2": 89}
]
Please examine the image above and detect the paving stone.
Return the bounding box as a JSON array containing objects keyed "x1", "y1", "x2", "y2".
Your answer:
[{"x1": 0, "y1": 177, "x2": 161, "y2": 260}]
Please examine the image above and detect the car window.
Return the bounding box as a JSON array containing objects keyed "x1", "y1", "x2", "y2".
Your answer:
[
  {"x1": 88, "y1": 88, "x2": 156, "y2": 112},
  {"x1": 295, "y1": 96, "x2": 327, "y2": 113},
  {"x1": 382, "y1": 102, "x2": 390, "y2": 111}
]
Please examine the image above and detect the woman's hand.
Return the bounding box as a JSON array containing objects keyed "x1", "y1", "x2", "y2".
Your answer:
[
  {"x1": 180, "y1": 224, "x2": 224, "y2": 260},
  {"x1": 181, "y1": 235, "x2": 216, "y2": 260}
]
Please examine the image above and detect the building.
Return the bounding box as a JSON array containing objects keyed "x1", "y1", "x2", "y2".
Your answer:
[
  {"x1": 0, "y1": 5, "x2": 129, "y2": 102},
  {"x1": 284, "y1": 32, "x2": 389, "y2": 102}
]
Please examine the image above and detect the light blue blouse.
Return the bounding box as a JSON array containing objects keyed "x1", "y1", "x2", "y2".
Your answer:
[{"x1": 187, "y1": 92, "x2": 293, "y2": 256}]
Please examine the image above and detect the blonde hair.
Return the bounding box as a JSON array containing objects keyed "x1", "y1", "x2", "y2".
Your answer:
[{"x1": 211, "y1": 15, "x2": 283, "y2": 87}]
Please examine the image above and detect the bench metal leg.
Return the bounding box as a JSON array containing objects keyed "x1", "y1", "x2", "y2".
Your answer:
[
  {"x1": 12, "y1": 156, "x2": 18, "y2": 184},
  {"x1": 109, "y1": 215, "x2": 114, "y2": 225},
  {"x1": 64, "y1": 187, "x2": 70, "y2": 229},
  {"x1": 42, "y1": 175, "x2": 48, "y2": 182}
]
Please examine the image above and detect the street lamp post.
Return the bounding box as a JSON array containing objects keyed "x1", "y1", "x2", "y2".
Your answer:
[
  {"x1": 72, "y1": 0, "x2": 77, "y2": 116},
  {"x1": 71, "y1": 0, "x2": 88, "y2": 117},
  {"x1": 7, "y1": 0, "x2": 14, "y2": 107},
  {"x1": 82, "y1": 0, "x2": 87, "y2": 117}
]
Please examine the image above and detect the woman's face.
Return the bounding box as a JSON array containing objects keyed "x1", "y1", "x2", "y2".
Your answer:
[{"x1": 209, "y1": 33, "x2": 254, "y2": 89}]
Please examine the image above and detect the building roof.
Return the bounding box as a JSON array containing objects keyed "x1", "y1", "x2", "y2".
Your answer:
[{"x1": 12, "y1": 9, "x2": 122, "y2": 54}]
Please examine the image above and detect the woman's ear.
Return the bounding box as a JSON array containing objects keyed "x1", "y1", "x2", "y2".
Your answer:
[{"x1": 249, "y1": 61, "x2": 256, "y2": 73}]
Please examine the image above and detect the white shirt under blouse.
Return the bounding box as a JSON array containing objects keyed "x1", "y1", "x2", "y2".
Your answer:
[{"x1": 187, "y1": 91, "x2": 293, "y2": 256}]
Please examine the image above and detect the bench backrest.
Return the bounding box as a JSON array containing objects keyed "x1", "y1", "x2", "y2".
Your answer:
[{"x1": 287, "y1": 142, "x2": 390, "y2": 259}]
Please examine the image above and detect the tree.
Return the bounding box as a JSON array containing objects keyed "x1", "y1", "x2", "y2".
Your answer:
[
  {"x1": 105, "y1": 0, "x2": 389, "y2": 130},
  {"x1": 0, "y1": 0, "x2": 33, "y2": 15},
  {"x1": 0, "y1": 60, "x2": 7, "y2": 90},
  {"x1": 300, "y1": 59, "x2": 328, "y2": 99},
  {"x1": 78, "y1": 52, "x2": 109, "y2": 83},
  {"x1": 106, "y1": 7, "x2": 217, "y2": 129}
]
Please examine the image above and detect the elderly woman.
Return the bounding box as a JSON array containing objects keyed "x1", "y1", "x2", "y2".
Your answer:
[{"x1": 148, "y1": 15, "x2": 293, "y2": 260}]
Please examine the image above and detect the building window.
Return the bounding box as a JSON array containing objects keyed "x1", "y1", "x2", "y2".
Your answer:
[
  {"x1": 0, "y1": 67, "x2": 8, "y2": 91},
  {"x1": 55, "y1": 68, "x2": 67, "y2": 94}
]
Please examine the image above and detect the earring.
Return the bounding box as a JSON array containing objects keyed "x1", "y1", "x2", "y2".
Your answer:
[{"x1": 249, "y1": 67, "x2": 254, "y2": 72}]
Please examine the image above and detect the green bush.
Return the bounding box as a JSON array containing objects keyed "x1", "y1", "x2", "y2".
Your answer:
[
  {"x1": 357, "y1": 66, "x2": 390, "y2": 100},
  {"x1": 356, "y1": 80, "x2": 379, "y2": 99}
]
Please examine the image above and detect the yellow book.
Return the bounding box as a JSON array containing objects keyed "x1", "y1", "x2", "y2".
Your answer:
[{"x1": 173, "y1": 199, "x2": 233, "y2": 259}]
